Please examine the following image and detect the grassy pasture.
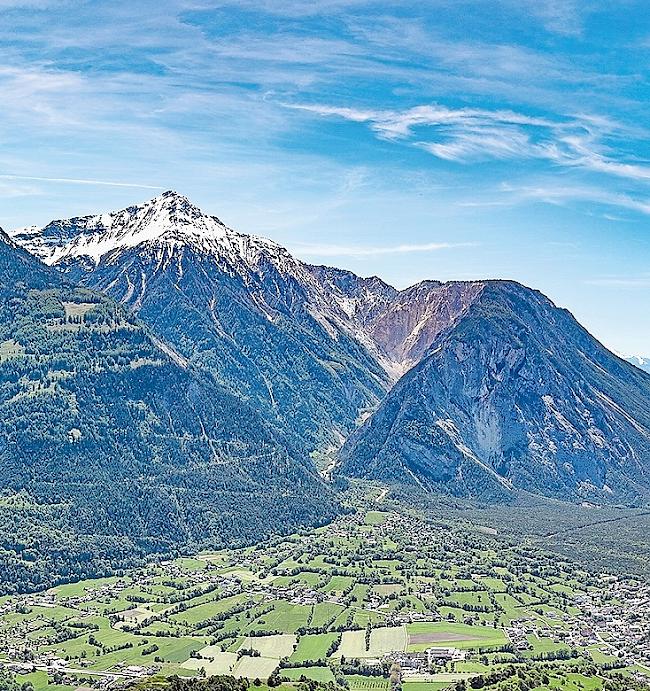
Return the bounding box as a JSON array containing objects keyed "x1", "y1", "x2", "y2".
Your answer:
[
  {"x1": 365, "y1": 511, "x2": 389, "y2": 525},
  {"x1": 402, "y1": 683, "x2": 449, "y2": 691},
  {"x1": 16, "y1": 671, "x2": 74, "y2": 691},
  {"x1": 525, "y1": 634, "x2": 570, "y2": 656},
  {"x1": 323, "y1": 575, "x2": 355, "y2": 593},
  {"x1": 290, "y1": 632, "x2": 339, "y2": 662},
  {"x1": 373, "y1": 583, "x2": 403, "y2": 596},
  {"x1": 169, "y1": 594, "x2": 250, "y2": 626},
  {"x1": 531, "y1": 672, "x2": 603, "y2": 691},
  {"x1": 407, "y1": 622, "x2": 507, "y2": 651},
  {"x1": 0, "y1": 339, "x2": 25, "y2": 362},
  {"x1": 252, "y1": 601, "x2": 311, "y2": 633},
  {"x1": 282, "y1": 667, "x2": 336, "y2": 683},
  {"x1": 310, "y1": 602, "x2": 344, "y2": 627},
  {"x1": 62, "y1": 301, "x2": 96, "y2": 319}
]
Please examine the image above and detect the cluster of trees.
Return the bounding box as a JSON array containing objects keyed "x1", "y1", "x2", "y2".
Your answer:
[
  {"x1": 454, "y1": 663, "x2": 650, "y2": 691},
  {"x1": 133, "y1": 676, "x2": 338, "y2": 691},
  {"x1": 0, "y1": 672, "x2": 33, "y2": 691}
]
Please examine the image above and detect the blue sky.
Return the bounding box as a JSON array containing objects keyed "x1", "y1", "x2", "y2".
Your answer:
[{"x1": 0, "y1": 0, "x2": 649, "y2": 354}]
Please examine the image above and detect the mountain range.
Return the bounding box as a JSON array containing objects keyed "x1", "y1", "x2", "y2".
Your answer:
[
  {"x1": 3, "y1": 190, "x2": 650, "y2": 586},
  {"x1": 13, "y1": 191, "x2": 393, "y2": 456}
]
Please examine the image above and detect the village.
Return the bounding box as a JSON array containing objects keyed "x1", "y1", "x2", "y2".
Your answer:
[{"x1": 1, "y1": 508, "x2": 648, "y2": 691}]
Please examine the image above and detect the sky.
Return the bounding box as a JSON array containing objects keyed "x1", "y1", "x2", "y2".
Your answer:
[{"x1": 0, "y1": 0, "x2": 649, "y2": 355}]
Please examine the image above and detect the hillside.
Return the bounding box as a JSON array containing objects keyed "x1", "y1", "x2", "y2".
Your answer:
[
  {"x1": 339, "y1": 281, "x2": 650, "y2": 504},
  {"x1": 13, "y1": 192, "x2": 392, "y2": 454},
  {"x1": 11, "y1": 194, "x2": 650, "y2": 507},
  {"x1": 0, "y1": 231, "x2": 338, "y2": 592}
]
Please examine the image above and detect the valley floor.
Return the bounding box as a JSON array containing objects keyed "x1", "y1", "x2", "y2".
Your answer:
[{"x1": 1, "y1": 487, "x2": 649, "y2": 691}]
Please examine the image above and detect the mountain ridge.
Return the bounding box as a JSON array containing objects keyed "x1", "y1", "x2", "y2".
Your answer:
[
  {"x1": 8, "y1": 192, "x2": 517, "y2": 378},
  {"x1": 0, "y1": 231, "x2": 339, "y2": 591},
  {"x1": 338, "y1": 280, "x2": 650, "y2": 503},
  {"x1": 11, "y1": 192, "x2": 396, "y2": 453},
  {"x1": 10, "y1": 192, "x2": 650, "y2": 506}
]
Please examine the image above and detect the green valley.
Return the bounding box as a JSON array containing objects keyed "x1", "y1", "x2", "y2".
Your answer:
[{"x1": 1, "y1": 489, "x2": 648, "y2": 691}]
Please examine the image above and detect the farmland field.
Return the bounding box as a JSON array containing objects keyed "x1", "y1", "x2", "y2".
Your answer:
[
  {"x1": 283, "y1": 667, "x2": 336, "y2": 683},
  {"x1": 290, "y1": 632, "x2": 339, "y2": 661},
  {"x1": 239, "y1": 634, "x2": 296, "y2": 658},
  {"x1": 406, "y1": 622, "x2": 507, "y2": 651},
  {"x1": 233, "y1": 655, "x2": 279, "y2": 679},
  {"x1": 334, "y1": 626, "x2": 407, "y2": 658},
  {"x1": 181, "y1": 652, "x2": 237, "y2": 675},
  {"x1": 0, "y1": 495, "x2": 646, "y2": 691},
  {"x1": 346, "y1": 675, "x2": 390, "y2": 691}
]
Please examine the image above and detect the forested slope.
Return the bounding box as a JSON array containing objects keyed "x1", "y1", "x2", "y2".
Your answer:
[{"x1": 0, "y1": 232, "x2": 338, "y2": 593}]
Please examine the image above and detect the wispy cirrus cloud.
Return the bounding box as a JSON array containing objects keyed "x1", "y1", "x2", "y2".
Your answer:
[
  {"x1": 284, "y1": 103, "x2": 560, "y2": 142},
  {"x1": 504, "y1": 0, "x2": 589, "y2": 37},
  {"x1": 288, "y1": 241, "x2": 476, "y2": 258},
  {"x1": 0, "y1": 174, "x2": 163, "y2": 190},
  {"x1": 284, "y1": 101, "x2": 650, "y2": 186},
  {"x1": 454, "y1": 180, "x2": 650, "y2": 217},
  {"x1": 586, "y1": 275, "x2": 650, "y2": 288},
  {"x1": 499, "y1": 182, "x2": 650, "y2": 215},
  {"x1": 0, "y1": 179, "x2": 40, "y2": 198}
]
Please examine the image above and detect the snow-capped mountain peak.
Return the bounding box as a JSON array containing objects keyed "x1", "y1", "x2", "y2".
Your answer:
[{"x1": 10, "y1": 190, "x2": 241, "y2": 265}]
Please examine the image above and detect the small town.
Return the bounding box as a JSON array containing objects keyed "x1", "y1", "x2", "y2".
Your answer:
[{"x1": 1, "y1": 508, "x2": 649, "y2": 691}]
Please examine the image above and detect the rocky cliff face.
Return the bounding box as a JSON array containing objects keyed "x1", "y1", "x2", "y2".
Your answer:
[
  {"x1": 365, "y1": 280, "x2": 486, "y2": 372},
  {"x1": 339, "y1": 281, "x2": 650, "y2": 503}
]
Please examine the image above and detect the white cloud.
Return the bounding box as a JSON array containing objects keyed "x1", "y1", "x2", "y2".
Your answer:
[
  {"x1": 500, "y1": 182, "x2": 650, "y2": 215},
  {"x1": 0, "y1": 174, "x2": 163, "y2": 190},
  {"x1": 285, "y1": 101, "x2": 650, "y2": 184},
  {"x1": 288, "y1": 241, "x2": 475, "y2": 258}
]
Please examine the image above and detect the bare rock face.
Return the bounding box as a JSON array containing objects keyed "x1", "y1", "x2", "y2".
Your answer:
[
  {"x1": 339, "y1": 282, "x2": 650, "y2": 504},
  {"x1": 365, "y1": 280, "x2": 486, "y2": 371}
]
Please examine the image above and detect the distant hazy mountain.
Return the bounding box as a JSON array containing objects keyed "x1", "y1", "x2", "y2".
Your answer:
[
  {"x1": 626, "y1": 355, "x2": 650, "y2": 374},
  {"x1": 339, "y1": 281, "x2": 650, "y2": 504},
  {"x1": 0, "y1": 230, "x2": 337, "y2": 592},
  {"x1": 12, "y1": 192, "x2": 650, "y2": 507}
]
